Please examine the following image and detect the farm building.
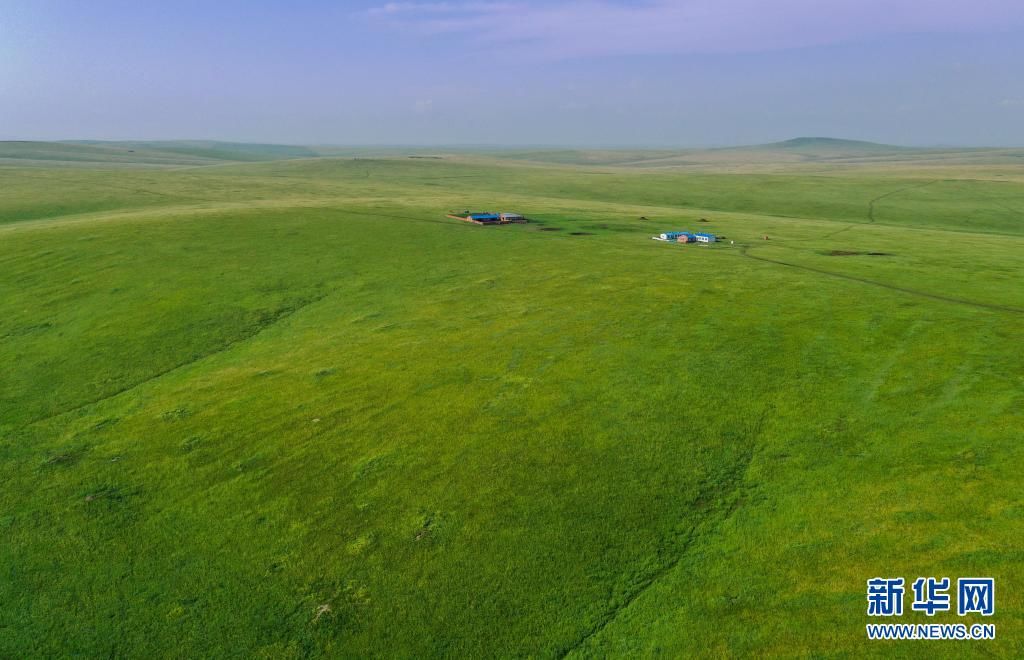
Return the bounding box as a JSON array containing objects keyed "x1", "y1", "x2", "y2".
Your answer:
[
  {"x1": 652, "y1": 230, "x2": 718, "y2": 244},
  {"x1": 447, "y1": 211, "x2": 528, "y2": 225},
  {"x1": 447, "y1": 211, "x2": 500, "y2": 224}
]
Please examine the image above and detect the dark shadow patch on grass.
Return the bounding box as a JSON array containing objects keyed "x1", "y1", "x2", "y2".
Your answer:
[
  {"x1": 353, "y1": 453, "x2": 393, "y2": 482},
  {"x1": 160, "y1": 407, "x2": 192, "y2": 422},
  {"x1": 41, "y1": 446, "x2": 89, "y2": 469},
  {"x1": 894, "y1": 510, "x2": 939, "y2": 524},
  {"x1": 351, "y1": 311, "x2": 384, "y2": 324},
  {"x1": 234, "y1": 453, "x2": 269, "y2": 475},
  {"x1": 569, "y1": 232, "x2": 594, "y2": 236},
  {"x1": 413, "y1": 511, "x2": 446, "y2": 544},
  {"x1": 823, "y1": 250, "x2": 893, "y2": 256},
  {"x1": 1, "y1": 322, "x2": 54, "y2": 339},
  {"x1": 84, "y1": 485, "x2": 127, "y2": 503},
  {"x1": 582, "y1": 224, "x2": 634, "y2": 233},
  {"x1": 180, "y1": 436, "x2": 203, "y2": 453},
  {"x1": 82, "y1": 483, "x2": 142, "y2": 513},
  {"x1": 92, "y1": 417, "x2": 119, "y2": 431}
]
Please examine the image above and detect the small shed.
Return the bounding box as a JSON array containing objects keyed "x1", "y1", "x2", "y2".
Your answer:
[
  {"x1": 694, "y1": 232, "x2": 717, "y2": 243},
  {"x1": 470, "y1": 213, "x2": 501, "y2": 224},
  {"x1": 500, "y1": 212, "x2": 526, "y2": 224}
]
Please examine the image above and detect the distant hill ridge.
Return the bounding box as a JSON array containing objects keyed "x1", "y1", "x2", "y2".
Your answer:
[
  {"x1": 754, "y1": 137, "x2": 910, "y2": 152},
  {"x1": 67, "y1": 140, "x2": 320, "y2": 160},
  {"x1": 0, "y1": 140, "x2": 320, "y2": 168},
  {"x1": 2, "y1": 137, "x2": 1020, "y2": 170}
]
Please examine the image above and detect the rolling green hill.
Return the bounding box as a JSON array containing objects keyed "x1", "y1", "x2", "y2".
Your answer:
[
  {"x1": 0, "y1": 140, "x2": 319, "y2": 168},
  {"x1": 486, "y1": 138, "x2": 1024, "y2": 171},
  {"x1": 759, "y1": 136, "x2": 909, "y2": 153},
  {"x1": 1, "y1": 148, "x2": 1022, "y2": 657},
  {"x1": 5, "y1": 138, "x2": 1023, "y2": 173},
  {"x1": 68, "y1": 140, "x2": 322, "y2": 161}
]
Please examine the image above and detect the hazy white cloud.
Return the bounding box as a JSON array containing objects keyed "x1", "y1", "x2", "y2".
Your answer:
[
  {"x1": 364, "y1": 0, "x2": 1024, "y2": 58},
  {"x1": 367, "y1": 2, "x2": 514, "y2": 17}
]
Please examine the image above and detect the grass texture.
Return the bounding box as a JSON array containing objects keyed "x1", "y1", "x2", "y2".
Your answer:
[{"x1": 1, "y1": 146, "x2": 1022, "y2": 657}]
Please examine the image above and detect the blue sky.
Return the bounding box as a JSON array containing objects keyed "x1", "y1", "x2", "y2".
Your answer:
[{"x1": 2, "y1": 1, "x2": 1023, "y2": 146}]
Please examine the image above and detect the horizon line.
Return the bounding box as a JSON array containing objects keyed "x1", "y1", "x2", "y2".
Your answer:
[{"x1": 1, "y1": 137, "x2": 1021, "y2": 151}]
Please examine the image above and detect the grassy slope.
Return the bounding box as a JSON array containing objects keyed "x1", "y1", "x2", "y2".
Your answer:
[
  {"x1": 0, "y1": 151, "x2": 1022, "y2": 657},
  {"x1": 490, "y1": 139, "x2": 1024, "y2": 172}
]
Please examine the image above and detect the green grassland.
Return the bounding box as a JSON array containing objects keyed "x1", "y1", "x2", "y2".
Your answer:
[{"x1": 1, "y1": 142, "x2": 1022, "y2": 657}]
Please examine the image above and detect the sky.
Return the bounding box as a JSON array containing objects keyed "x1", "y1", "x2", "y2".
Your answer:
[{"x1": 2, "y1": 0, "x2": 1023, "y2": 146}]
